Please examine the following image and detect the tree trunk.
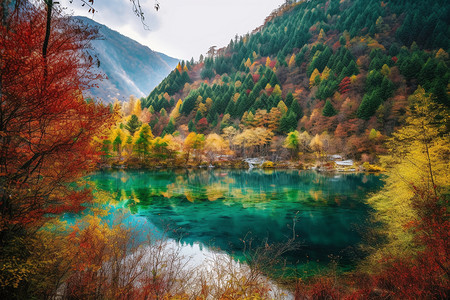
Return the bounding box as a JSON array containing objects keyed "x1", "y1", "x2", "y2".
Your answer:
[{"x1": 43, "y1": 0, "x2": 53, "y2": 82}]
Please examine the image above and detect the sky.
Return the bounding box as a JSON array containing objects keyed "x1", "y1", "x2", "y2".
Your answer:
[{"x1": 59, "y1": 0, "x2": 286, "y2": 60}]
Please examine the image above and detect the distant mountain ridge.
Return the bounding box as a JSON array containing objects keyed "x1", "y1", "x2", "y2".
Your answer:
[{"x1": 76, "y1": 16, "x2": 179, "y2": 103}]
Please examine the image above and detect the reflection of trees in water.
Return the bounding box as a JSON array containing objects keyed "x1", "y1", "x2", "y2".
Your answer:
[{"x1": 88, "y1": 170, "x2": 383, "y2": 267}]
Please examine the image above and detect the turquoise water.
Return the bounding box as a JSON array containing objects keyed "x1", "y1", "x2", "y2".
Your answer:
[{"x1": 87, "y1": 169, "x2": 383, "y2": 273}]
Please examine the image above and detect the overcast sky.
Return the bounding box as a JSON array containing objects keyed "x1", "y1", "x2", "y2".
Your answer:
[{"x1": 59, "y1": 0, "x2": 285, "y2": 60}]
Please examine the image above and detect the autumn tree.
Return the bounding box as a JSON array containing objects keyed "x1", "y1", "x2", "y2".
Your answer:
[
  {"x1": 169, "y1": 99, "x2": 183, "y2": 121},
  {"x1": 204, "y1": 134, "x2": 229, "y2": 164},
  {"x1": 0, "y1": 3, "x2": 112, "y2": 295},
  {"x1": 366, "y1": 87, "x2": 449, "y2": 298},
  {"x1": 283, "y1": 131, "x2": 300, "y2": 159},
  {"x1": 222, "y1": 126, "x2": 238, "y2": 151},
  {"x1": 309, "y1": 68, "x2": 321, "y2": 88},
  {"x1": 309, "y1": 134, "x2": 324, "y2": 160},
  {"x1": 183, "y1": 132, "x2": 205, "y2": 164}
]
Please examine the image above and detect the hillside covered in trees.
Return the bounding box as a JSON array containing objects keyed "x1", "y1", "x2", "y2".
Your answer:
[{"x1": 108, "y1": 0, "x2": 450, "y2": 163}]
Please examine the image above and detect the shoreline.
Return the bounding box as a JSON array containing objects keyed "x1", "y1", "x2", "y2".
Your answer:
[{"x1": 97, "y1": 159, "x2": 385, "y2": 174}]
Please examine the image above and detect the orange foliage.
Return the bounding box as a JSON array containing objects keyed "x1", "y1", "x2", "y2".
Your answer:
[{"x1": 0, "y1": 4, "x2": 112, "y2": 235}]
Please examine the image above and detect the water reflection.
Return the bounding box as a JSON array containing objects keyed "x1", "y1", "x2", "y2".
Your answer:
[{"x1": 88, "y1": 169, "x2": 383, "y2": 271}]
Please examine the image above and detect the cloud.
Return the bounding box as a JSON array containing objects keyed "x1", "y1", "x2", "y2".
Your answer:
[{"x1": 59, "y1": 0, "x2": 285, "y2": 60}]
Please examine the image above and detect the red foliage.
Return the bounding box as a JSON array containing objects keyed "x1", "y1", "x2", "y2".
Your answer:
[
  {"x1": 334, "y1": 123, "x2": 347, "y2": 138},
  {"x1": 0, "y1": 5, "x2": 112, "y2": 235},
  {"x1": 252, "y1": 73, "x2": 260, "y2": 83},
  {"x1": 392, "y1": 56, "x2": 398, "y2": 64},
  {"x1": 332, "y1": 40, "x2": 341, "y2": 51},
  {"x1": 269, "y1": 60, "x2": 277, "y2": 68},
  {"x1": 196, "y1": 118, "x2": 209, "y2": 133},
  {"x1": 339, "y1": 77, "x2": 351, "y2": 95}
]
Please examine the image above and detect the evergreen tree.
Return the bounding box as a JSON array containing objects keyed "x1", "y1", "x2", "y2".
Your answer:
[
  {"x1": 195, "y1": 110, "x2": 203, "y2": 122},
  {"x1": 290, "y1": 99, "x2": 303, "y2": 120},
  {"x1": 322, "y1": 100, "x2": 338, "y2": 117},
  {"x1": 285, "y1": 92, "x2": 294, "y2": 107},
  {"x1": 357, "y1": 89, "x2": 383, "y2": 120},
  {"x1": 125, "y1": 115, "x2": 141, "y2": 136},
  {"x1": 279, "y1": 111, "x2": 298, "y2": 134},
  {"x1": 165, "y1": 118, "x2": 176, "y2": 134},
  {"x1": 181, "y1": 91, "x2": 199, "y2": 115},
  {"x1": 133, "y1": 124, "x2": 153, "y2": 159},
  {"x1": 188, "y1": 120, "x2": 196, "y2": 132}
]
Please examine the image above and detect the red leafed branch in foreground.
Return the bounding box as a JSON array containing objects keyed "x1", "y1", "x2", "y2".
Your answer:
[{"x1": 0, "y1": 3, "x2": 113, "y2": 241}]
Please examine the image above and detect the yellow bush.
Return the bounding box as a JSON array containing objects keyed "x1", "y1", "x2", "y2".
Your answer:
[{"x1": 262, "y1": 161, "x2": 274, "y2": 168}]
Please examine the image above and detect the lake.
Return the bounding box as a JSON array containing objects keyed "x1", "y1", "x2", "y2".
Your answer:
[{"x1": 87, "y1": 169, "x2": 383, "y2": 275}]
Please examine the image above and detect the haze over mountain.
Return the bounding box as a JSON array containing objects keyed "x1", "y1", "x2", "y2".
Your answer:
[{"x1": 77, "y1": 16, "x2": 179, "y2": 103}]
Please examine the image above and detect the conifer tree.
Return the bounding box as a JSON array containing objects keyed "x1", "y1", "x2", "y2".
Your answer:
[
  {"x1": 322, "y1": 100, "x2": 338, "y2": 117},
  {"x1": 125, "y1": 115, "x2": 142, "y2": 136}
]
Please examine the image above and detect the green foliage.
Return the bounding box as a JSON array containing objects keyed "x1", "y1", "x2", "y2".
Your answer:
[
  {"x1": 289, "y1": 99, "x2": 303, "y2": 120},
  {"x1": 181, "y1": 91, "x2": 200, "y2": 115},
  {"x1": 357, "y1": 89, "x2": 382, "y2": 120},
  {"x1": 279, "y1": 111, "x2": 297, "y2": 134},
  {"x1": 322, "y1": 100, "x2": 337, "y2": 117},
  {"x1": 125, "y1": 115, "x2": 141, "y2": 136},
  {"x1": 316, "y1": 77, "x2": 339, "y2": 100},
  {"x1": 133, "y1": 124, "x2": 152, "y2": 158},
  {"x1": 188, "y1": 119, "x2": 195, "y2": 132},
  {"x1": 284, "y1": 92, "x2": 294, "y2": 107},
  {"x1": 307, "y1": 46, "x2": 333, "y2": 76},
  {"x1": 165, "y1": 118, "x2": 176, "y2": 135},
  {"x1": 201, "y1": 67, "x2": 215, "y2": 80}
]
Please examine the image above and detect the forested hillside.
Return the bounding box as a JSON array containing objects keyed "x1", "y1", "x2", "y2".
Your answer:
[{"x1": 134, "y1": 0, "x2": 449, "y2": 161}]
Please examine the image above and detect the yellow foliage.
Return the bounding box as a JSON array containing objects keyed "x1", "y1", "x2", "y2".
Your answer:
[
  {"x1": 277, "y1": 100, "x2": 288, "y2": 115},
  {"x1": 318, "y1": 28, "x2": 326, "y2": 41},
  {"x1": 381, "y1": 64, "x2": 391, "y2": 77},
  {"x1": 170, "y1": 99, "x2": 183, "y2": 120},
  {"x1": 309, "y1": 68, "x2": 320, "y2": 88},
  {"x1": 321, "y1": 66, "x2": 331, "y2": 80},
  {"x1": 272, "y1": 84, "x2": 282, "y2": 96},
  {"x1": 362, "y1": 162, "x2": 386, "y2": 172},
  {"x1": 309, "y1": 134, "x2": 323, "y2": 153},
  {"x1": 367, "y1": 87, "x2": 450, "y2": 261},
  {"x1": 244, "y1": 58, "x2": 252, "y2": 68},
  {"x1": 205, "y1": 97, "x2": 213, "y2": 110},
  {"x1": 204, "y1": 133, "x2": 229, "y2": 163},
  {"x1": 233, "y1": 93, "x2": 240, "y2": 102},
  {"x1": 198, "y1": 103, "x2": 207, "y2": 116},
  {"x1": 262, "y1": 161, "x2": 274, "y2": 168},
  {"x1": 435, "y1": 48, "x2": 449, "y2": 60},
  {"x1": 288, "y1": 54, "x2": 296, "y2": 68}
]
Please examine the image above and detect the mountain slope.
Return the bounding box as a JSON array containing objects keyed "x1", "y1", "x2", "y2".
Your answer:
[
  {"x1": 141, "y1": 0, "x2": 449, "y2": 160},
  {"x1": 77, "y1": 16, "x2": 179, "y2": 103}
]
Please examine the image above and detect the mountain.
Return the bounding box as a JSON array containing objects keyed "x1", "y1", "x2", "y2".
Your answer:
[
  {"x1": 140, "y1": 0, "x2": 449, "y2": 159},
  {"x1": 76, "y1": 16, "x2": 179, "y2": 103}
]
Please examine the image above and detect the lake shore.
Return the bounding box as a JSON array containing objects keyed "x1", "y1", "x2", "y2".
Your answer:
[{"x1": 98, "y1": 158, "x2": 385, "y2": 173}]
